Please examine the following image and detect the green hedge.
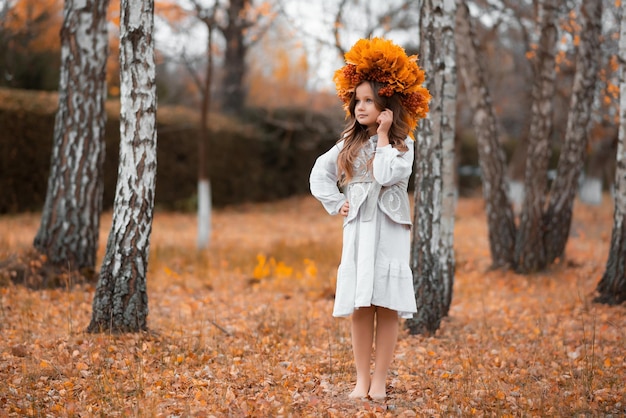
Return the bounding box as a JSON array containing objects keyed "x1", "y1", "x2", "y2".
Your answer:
[{"x1": 0, "y1": 88, "x2": 343, "y2": 213}]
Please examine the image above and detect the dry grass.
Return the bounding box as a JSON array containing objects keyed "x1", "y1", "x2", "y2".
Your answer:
[{"x1": 0, "y1": 195, "x2": 625, "y2": 417}]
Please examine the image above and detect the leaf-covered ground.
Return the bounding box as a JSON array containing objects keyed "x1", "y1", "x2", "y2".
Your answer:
[{"x1": 1, "y1": 196, "x2": 625, "y2": 417}]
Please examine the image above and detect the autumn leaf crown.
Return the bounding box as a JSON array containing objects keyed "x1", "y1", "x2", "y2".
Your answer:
[{"x1": 333, "y1": 37, "x2": 431, "y2": 132}]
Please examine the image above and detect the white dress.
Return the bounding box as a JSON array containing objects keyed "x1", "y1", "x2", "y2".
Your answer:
[{"x1": 310, "y1": 135, "x2": 417, "y2": 319}]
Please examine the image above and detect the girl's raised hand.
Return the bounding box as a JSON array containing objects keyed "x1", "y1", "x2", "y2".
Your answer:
[
  {"x1": 376, "y1": 109, "x2": 393, "y2": 145},
  {"x1": 340, "y1": 200, "x2": 350, "y2": 217}
]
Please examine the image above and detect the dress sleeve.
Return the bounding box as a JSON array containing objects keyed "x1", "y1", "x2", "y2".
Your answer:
[
  {"x1": 309, "y1": 142, "x2": 346, "y2": 215},
  {"x1": 372, "y1": 138, "x2": 415, "y2": 186}
]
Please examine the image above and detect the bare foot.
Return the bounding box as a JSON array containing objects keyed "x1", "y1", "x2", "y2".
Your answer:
[
  {"x1": 348, "y1": 380, "x2": 370, "y2": 399},
  {"x1": 368, "y1": 380, "x2": 386, "y2": 400},
  {"x1": 348, "y1": 390, "x2": 368, "y2": 399},
  {"x1": 368, "y1": 392, "x2": 386, "y2": 401}
]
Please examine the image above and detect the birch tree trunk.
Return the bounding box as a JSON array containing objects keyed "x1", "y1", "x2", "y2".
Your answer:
[
  {"x1": 595, "y1": 1, "x2": 626, "y2": 306},
  {"x1": 33, "y1": 0, "x2": 109, "y2": 273},
  {"x1": 514, "y1": 0, "x2": 558, "y2": 273},
  {"x1": 455, "y1": 2, "x2": 517, "y2": 269},
  {"x1": 544, "y1": 0, "x2": 602, "y2": 264},
  {"x1": 88, "y1": 0, "x2": 157, "y2": 333},
  {"x1": 408, "y1": 0, "x2": 457, "y2": 335}
]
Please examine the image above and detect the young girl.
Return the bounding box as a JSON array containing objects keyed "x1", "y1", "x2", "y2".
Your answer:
[{"x1": 310, "y1": 38, "x2": 430, "y2": 400}]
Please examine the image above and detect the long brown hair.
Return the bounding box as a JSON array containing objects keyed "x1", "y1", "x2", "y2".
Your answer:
[{"x1": 337, "y1": 80, "x2": 411, "y2": 185}]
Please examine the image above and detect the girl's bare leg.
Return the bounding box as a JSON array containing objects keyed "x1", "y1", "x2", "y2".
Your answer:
[
  {"x1": 369, "y1": 307, "x2": 398, "y2": 399},
  {"x1": 349, "y1": 306, "x2": 375, "y2": 398}
]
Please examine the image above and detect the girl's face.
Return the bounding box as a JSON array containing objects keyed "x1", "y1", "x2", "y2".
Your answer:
[{"x1": 354, "y1": 82, "x2": 382, "y2": 133}]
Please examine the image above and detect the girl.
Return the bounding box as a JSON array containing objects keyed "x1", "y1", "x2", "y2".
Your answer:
[{"x1": 310, "y1": 38, "x2": 430, "y2": 400}]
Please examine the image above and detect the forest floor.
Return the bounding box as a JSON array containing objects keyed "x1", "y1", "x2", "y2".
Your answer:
[{"x1": 0, "y1": 195, "x2": 625, "y2": 417}]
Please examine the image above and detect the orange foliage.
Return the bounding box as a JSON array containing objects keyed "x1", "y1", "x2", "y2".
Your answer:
[
  {"x1": 242, "y1": 0, "x2": 274, "y2": 23},
  {"x1": 107, "y1": 0, "x2": 121, "y2": 27},
  {"x1": 598, "y1": 54, "x2": 621, "y2": 124},
  {"x1": 155, "y1": 0, "x2": 188, "y2": 22},
  {"x1": 525, "y1": 43, "x2": 538, "y2": 61},
  {"x1": 106, "y1": 37, "x2": 120, "y2": 97},
  {"x1": 1, "y1": 196, "x2": 625, "y2": 415},
  {"x1": 5, "y1": 0, "x2": 119, "y2": 97},
  {"x1": 3, "y1": 0, "x2": 63, "y2": 52},
  {"x1": 560, "y1": 10, "x2": 581, "y2": 35},
  {"x1": 609, "y1": 55, "x2": 619, "y2": 73},
  {"x1": 246, "y1": 22, "x2": 314, "y2": 109}
]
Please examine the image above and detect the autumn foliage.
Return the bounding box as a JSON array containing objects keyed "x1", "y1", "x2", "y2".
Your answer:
[
  {"x1": 1, "y1": 196, "x2": 625, "y2": 416},
  {"x1": 2, "y1": 0, "x2": 63, "y2": 52}
]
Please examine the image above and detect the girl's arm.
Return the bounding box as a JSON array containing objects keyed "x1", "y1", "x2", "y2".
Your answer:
[
  {"x1": 310, "y1": 143, "x2": 346, "y2": 215},
  {"x1": 372, "y1": 138, "x2": 414, "y2": 187}
]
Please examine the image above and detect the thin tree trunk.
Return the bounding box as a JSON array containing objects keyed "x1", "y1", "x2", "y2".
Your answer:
[
  {"x1": 197, "y1": 179, "x2": 212, "y2": 248},
  {"x1": 33, "y1": 0, "x2": 109, "y2": 273},
  {"x1": 515, "y1": 0, "x2": 558, "y2": 273},
  {"x1": 198, "y1": 19, "x2": 214, "y2": 250},
  {"x1": 408, "y1": 0, "x2": 456, "y2": 335},
  {"x1": 455, "y1": 2, "x2": 517, "y2": 269},
  {"x1": 438, "y1": 0, "x2": 457, "y2": 316},
  {"x1": 88, "y1": 0, "x2": 157, "y2": 333},
  {"x1": 410, "y1": 110, "x2": 441, "y2": 336},
  {"x1": 595, "y1": 2, "x2": 626, "y2": 306},
  {"x1": 544, "y1": 0, "x2": 603, "y2": 264}
]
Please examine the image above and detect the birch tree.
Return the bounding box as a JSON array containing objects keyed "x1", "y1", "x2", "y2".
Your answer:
[
  {"x1": 595, "y1": 0, "x2": 626, "y2": 306},
  {"x1": 544, "y1": 0, "x2": 603, "y2": 264},
  {"x1": 455, "y1": 1, "x2": 516, "y2": 269},
  {"x1": 408, "y1": 0, "x2": 457, "y2": 335},
  {"x1": 32, "y1": 0, "x2": 109, "y2": 277},
  {"x1": 514, "y1": 0, "x2": 558, "y2": 273},
  {"x1": 88, "y1": 0, "x2": 157, "y2": 333},
  {"x1": 454, "y1": 1, "x2": 605, "y2": 274}
]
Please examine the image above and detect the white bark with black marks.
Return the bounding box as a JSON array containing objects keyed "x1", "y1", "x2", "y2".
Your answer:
[
  {"x1": 544, "y1": 0, "x2": 603, "y2": 264},
  {"x1": 88, "y1": 0, "x2": 157, "y2": 333},
  {"x1": 408, "y1": 0, "x2": 457, "y2": 336},
  {"x1": 514, "y1": 0, "x2": 558, "y2": 273},
  {"x1": 34, "y1": 0, "x2": 109, "y2": 272},
  {"x1": 455, "y1": 2, "x2": 517, "y2": 269},
  {"x1": 595, "y1": 1, "x2": 626, "y2": 306}
]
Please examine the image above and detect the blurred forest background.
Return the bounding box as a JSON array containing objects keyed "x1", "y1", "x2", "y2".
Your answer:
[{"x1": 0, "y1": 0, "x2": 620, "y2": 213}]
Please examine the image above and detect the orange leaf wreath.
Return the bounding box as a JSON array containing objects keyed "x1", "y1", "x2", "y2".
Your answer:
[{"x1": 333, "y1": 37, "x2": 431, "y2": 133}]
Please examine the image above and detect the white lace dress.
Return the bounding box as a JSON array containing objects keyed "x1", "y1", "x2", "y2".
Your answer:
[{"x1": 310, "y1": 136, "x2": 417, "y2": 318}]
